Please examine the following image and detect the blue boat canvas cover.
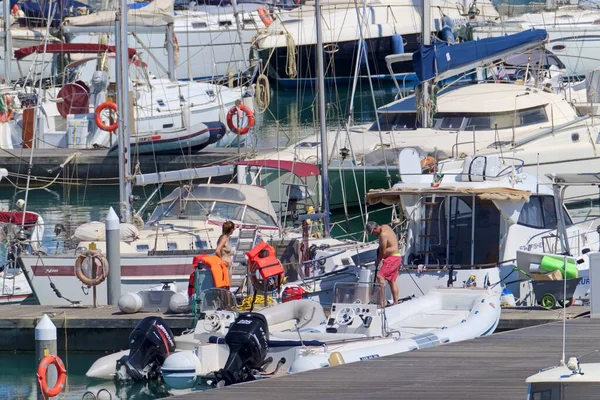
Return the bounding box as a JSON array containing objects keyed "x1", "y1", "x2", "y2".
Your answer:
[{"x1": 412, "y1": 29, "x2": 548, "y2": 82}]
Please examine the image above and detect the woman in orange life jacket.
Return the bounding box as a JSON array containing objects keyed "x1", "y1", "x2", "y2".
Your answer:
[{"x1": 215, "y1": 221, "x2": 235, "y2": 283}]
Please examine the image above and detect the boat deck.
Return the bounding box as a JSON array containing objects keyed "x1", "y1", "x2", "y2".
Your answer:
[
  {"x1": 0, "y1": 147, "x2": 276, "y2": 183},
  {"x1": 174, "y1": 316, "x2": 600, "y2": 400},
  {"x1": 0, "y1": 304, "x2": 589, "y2": 352}
]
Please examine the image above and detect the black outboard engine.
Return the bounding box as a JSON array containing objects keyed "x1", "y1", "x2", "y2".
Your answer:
[
  {"x1": 213, "y1": 312, "x2": 269, "y2": 386},
  {"x1": 115, "y1": 316, "x2": 175, "y2": 381}
]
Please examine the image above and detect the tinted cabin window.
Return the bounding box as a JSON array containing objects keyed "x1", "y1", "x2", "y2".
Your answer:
[
  {"x1": 370, "y1": 113, "x2": 416, "y2": 131},
  {"x1": 432, "y1": 106, "x2": 548, "y2": 131},
  {"x1": 426, "y1": 196, "x2": 500, "y2": 265},
  {"x1": 518, "y1": 195, "x2": 571, "y2": 229}
]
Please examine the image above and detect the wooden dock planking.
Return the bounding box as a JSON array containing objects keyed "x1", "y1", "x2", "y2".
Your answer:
[{"x1": 174, "y1": 318, "x2": 600, "y2": 400}]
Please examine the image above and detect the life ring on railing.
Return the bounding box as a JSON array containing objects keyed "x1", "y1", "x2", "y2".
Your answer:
[
  {"x1": 75, "y1": 250, "x2": 109, "y2": 287},
  {"x1": 0, "y1": 95, "x2": 13, "y2": 123},
  {"x1": 37, "y1": 355, "x2": 67, "y2": 398},
  {"x1": 257, "y1": 6, "x2": 273, "y2": 27},
  {"x1": 226, "y1": 104, "x2": 255, "y2": 135},
  {"x1": 94, "y1": 101, "x2": 118, "y2": 132}
]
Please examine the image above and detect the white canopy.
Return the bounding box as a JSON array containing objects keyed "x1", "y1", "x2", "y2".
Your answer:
[{"x1": 64, "y1": 0, "x2": 174, "y2": 27}]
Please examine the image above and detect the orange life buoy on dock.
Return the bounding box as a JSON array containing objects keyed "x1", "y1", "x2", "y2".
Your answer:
[
  {"x1": 94, "y1": 101, "x2": 118, "y2": 132},
  {"x1": 0, "y1": 95, "x2": 13, "y2": 123},
  {"x1": 75, "y1": 250, "x2": 109, "y2": 287},
  {"x1": 226, "y1": 104, "x2": 255, "y2": 135},
  {"x1": 257, "y1": 6, "x2": 273, "y2": 27},
  {"x1": 37, "y1": 355, "x2": 67, "y2": 398}
]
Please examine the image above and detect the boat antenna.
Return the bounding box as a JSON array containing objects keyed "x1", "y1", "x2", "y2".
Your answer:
[
  {"x1": 115, "y1": 0, "x2": 132, "y2": 223},
  {"x1": 315, "y1": 0, "x2": 331, "y2": 237}
]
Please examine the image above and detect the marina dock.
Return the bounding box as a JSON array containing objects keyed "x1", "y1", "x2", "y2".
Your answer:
[
  {"x1": 174, "y1": 317, "x2": 600, "y2": 400},
  {"x1": 0, "y1": 304, "x2": 589, "y2": 352},
  {"x1": 0, "y1": 147, "x2": 275, "y2": 183}
]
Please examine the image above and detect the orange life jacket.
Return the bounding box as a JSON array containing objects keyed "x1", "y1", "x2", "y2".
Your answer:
[
  {"x1": 188, "y1": 254, "x2": 230, "y2": 296},
  {"x1": 246, "y1": 241, "x2": 285, "y2": 280}
]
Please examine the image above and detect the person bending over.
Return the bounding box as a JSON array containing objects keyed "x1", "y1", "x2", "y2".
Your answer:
[{"x1": 365, "y1": 221, "x2": 401, "y2": 307}]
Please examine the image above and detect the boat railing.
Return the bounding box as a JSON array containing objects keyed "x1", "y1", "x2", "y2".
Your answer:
[{"x1": 523, "y1": 216, "x2": 600, "y2": 256}]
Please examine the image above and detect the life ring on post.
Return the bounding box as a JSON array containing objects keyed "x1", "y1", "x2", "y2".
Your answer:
[
  {"x1": 94, "y1": 101, "x2": 118, "y2": 132},
  {"x1": 75, "y1": 250, "x2": 109, "y2": 287},
  {"x1": 257, "y1": 6, "x2": 273, "y2": 27},
  {"x1": 0, "y1": 95, "x2": 13, "y2": 123},
  {"x1": 37, "y1": 355, "x2": 67, "y2": 398},
  {"x1": 226, "y1": 104, "x2": 255, "y2": 135}
]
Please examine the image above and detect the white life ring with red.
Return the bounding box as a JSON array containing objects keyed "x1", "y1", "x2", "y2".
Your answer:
[
  {"x1": 257, "y1": 6, "x2": 273, "y2": 27},
  {"x1": 75, "y1": 250, "x2": 109, "y2": 287},
  {"x1": 94, "y1": 101, "x2": 118, "y2": 132},
  {"x1": 37, "y1": 355, "x2": 67, "y2": 398},
  {"x1": 226, "y1": 104, "x2": 255, "y2": 135},
  {"x1": 0, "y1": 95, "x2": 13, "y2": 123}
]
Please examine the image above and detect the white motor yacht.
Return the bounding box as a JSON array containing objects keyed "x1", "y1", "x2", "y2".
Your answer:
[{"x1": 365, "y1": 150, "x2": 599, "y2": 306}]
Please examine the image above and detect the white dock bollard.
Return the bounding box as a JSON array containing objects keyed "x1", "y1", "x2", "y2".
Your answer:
[
  {"x1": 106, "y1": 207, "x2": 121, "y2": 305},
  {"x1": 35, "y1": 314, "x2": 57, "y2": 399}
]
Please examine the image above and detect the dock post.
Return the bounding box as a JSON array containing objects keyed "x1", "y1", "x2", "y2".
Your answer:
[
  {"x1": 106, "y1": 207, "x2": 121, "y2": 304},
  {"x1": 590, "y1": 253, "x2": 600, "y2": 318},
  {"x1": 35, "y1": 314, "x2": 57, "y2": 399}
]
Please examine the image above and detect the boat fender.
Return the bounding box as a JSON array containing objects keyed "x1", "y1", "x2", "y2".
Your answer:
[
  {"x1": 226, "y1": 104, "x2": 255, "y2": 135},
  {"x1": 118, "y1": 292, "x2": 144, "y2": 314},
  {"x1": 37, "y1": 355, "x2": 67, "y2": 398},
  {"x1": 391, "y1": 33, "x2": 404, "y2": 55},
  {"x1": 257, "y1": 6, "x2": 273, "y2": 27},
  {"x1": 440, "y1": 25, "x2": 455, "y2": 44},
  {"x1": 94, "y1": 101, "x2": 118, "y2": 132},
  {"x1": 74, "y1": 248, "x2": 109, "y2": 287},
  {"x1": 169, "y1": 291, "x2": 190, "y2": 314},
  {"x1": 0, "y1": 95, "x2": 13, "y2": 123}
]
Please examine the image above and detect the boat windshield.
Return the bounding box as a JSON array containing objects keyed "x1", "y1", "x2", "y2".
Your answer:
[
  {"x1": 149, "y1": 199, "x2": 278, "y2": 227},
  {"x1": 333, "y1": 282, "x2": 384, "y2": 306},
  {"x1": 199, "y1": 289, "x2": 237, "y2": 313}
]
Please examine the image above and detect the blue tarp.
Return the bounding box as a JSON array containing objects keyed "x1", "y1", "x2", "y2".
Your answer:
[{"x1": 412, "y1": 29, "x2": 548, "y2": 82}]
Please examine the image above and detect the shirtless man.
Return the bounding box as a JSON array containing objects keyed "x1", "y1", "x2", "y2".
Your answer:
[{"x1": 365, "y1": 221, "x2": 401, "y2": 307}]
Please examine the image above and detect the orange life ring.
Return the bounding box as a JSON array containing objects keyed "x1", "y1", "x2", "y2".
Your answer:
[
  {"x1": 226, "y1": 104, "x2": 255, "y2": 135},
  {"x1": 37, "y1": 355, "x2": 67, "y2": 398},
  {"x1": 75, "y1": 250, "x2": 109, "y2": 287},
  {"x1": 420, "y1": 156, "x2": 436, "y2": 173},
  {"x1": 94, "y1": 101, "x2": 118, "y2": 132},
  {"x1": 257, "y1": 6, "x2": 273, "y2": 27},
  {"x1": 0, "y1": 95, "x2": 13, "y2": 123}
]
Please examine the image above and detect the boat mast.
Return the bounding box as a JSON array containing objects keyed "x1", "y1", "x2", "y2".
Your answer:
[
  {"x1": 116, "y1": 0, "x2": 132, "y2": 223},
  {"x1": 315, "y1": 0, "x2": 331, "y2": 237},
  {"x1": 420, "y1": 0, "x2": 432, "y2": 128},
  {"x1": 3, "y1": 0, "x2": 11, "y2": 80}
]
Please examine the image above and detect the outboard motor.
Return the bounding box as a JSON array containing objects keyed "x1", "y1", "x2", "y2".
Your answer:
[
  {"x1": 213, "y1": 312, "x2": 269, "y2": 386},
  {"x1": 115, "y1": 316, "x2": 175, "y2": 381}
]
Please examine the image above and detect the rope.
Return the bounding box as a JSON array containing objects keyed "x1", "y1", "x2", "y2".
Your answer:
[
  {"x1": 285, "y1": 31, "x2": 297, "y2": 78},
  {"x1": 238, "y1": 294, "x2": 276, "y2": 311},
  {"x1": 255, "y1": 73, "x2": 270, "y2": 113}
]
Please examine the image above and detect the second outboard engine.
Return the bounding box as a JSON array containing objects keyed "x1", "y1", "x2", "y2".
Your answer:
[
  {"x1": 115, "y1": 316, "x2": 175, "y2": 381},
  {"x1": 213, "y1": 312, "x2": 269, "y2": 386}
]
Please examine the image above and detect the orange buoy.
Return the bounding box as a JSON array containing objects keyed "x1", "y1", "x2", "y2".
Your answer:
[
  {"x1": 37, "y1": 355, "x2": 67, "y2": 398},
  {"x1": 257, "y1": 6, "x2": 273, "y2": 27},
  {"x1": 94, "y1": 101, "x2": 118, "y2": 132},
  {"x1": 226, "y1": 104, "x2": 255, "y2": 135},
  {"x1": 74, "y1": 250, "x2": 109, "y2": 287}
]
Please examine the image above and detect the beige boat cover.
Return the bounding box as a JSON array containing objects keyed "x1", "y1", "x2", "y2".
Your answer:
[
  {"x1": 64, "y1": 0, "x2": 173, "y2": 27},
  {"x1": 367, "y1": 186, "x2": 531, "y2": 205}
]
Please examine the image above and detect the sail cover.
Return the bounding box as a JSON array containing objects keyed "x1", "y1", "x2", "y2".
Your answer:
[
  {"x1": 63, "y1": 0, "x2": 173, "y2": 26},
  {"x1": 412, "y1": 29, "x2": 548, "y2": 82}
]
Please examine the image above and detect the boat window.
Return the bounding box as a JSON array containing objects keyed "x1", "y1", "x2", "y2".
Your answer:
[
  {"x1": 333, "y1": 282, "x2": 384, "y2": 306},
  {"x1": 433, "y1": 106, "x2": 548, "y2": 131},
  {"x1": 370, "y1": 113, "x2": 416, "y2": 131},
  {"x1": 209, "y1": 202, "x2": 244, "y2": 221},
  {"x1": 180, "y1": 200, "x2": 213, "y2": 219},
  {"x1": 517, "y1": 195, "x2": 571, "y2": 229},
  {"x1": 199, "y1": 288, "x2": 237, "y2": 313},
  {"x1": 243, "y1": 207, "x2": 277, "y2": 227},
  {"x1": 191, "y1": 22, "x2": 207, "y2": 29}
]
